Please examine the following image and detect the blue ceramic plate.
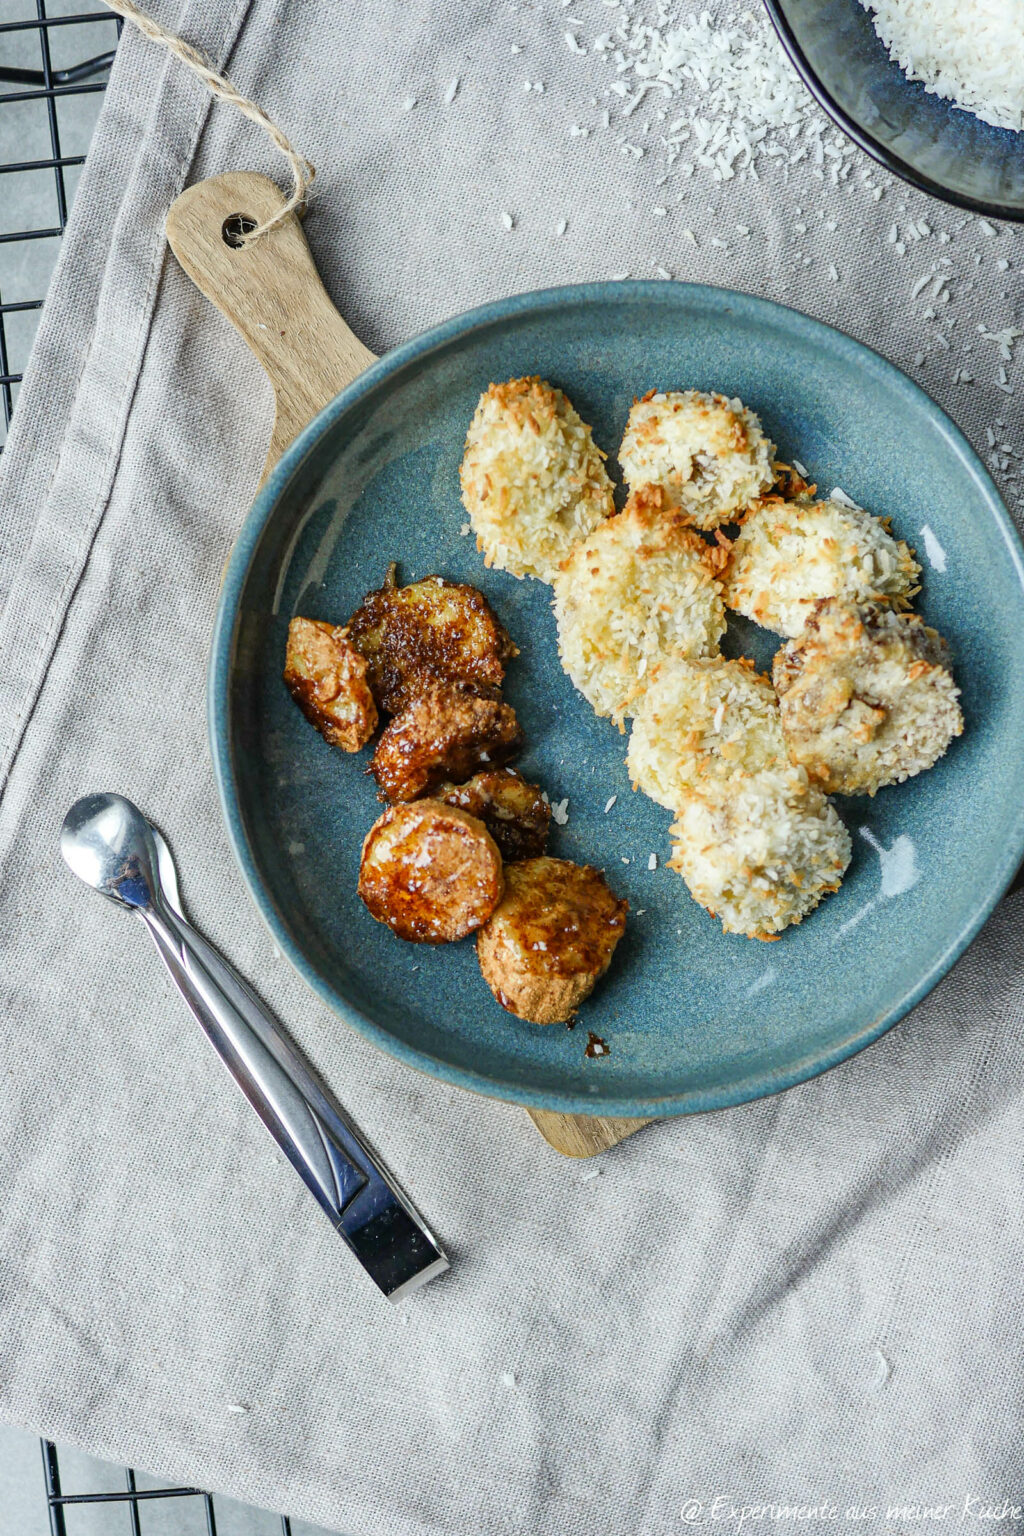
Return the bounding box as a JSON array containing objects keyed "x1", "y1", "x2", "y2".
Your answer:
[
  {"x1": 210, "y1": 282, "x2": 1024, "y2": 1117},
  {"x1": 763, "y1": 0, "x2": 1024, "y2": 221}
]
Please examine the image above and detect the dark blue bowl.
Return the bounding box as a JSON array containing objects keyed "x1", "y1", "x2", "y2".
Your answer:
[{"x1": 763, "y1": 0, "x2": 1024, "y2": 221}]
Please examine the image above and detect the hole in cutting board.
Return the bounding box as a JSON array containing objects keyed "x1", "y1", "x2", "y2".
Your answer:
[{"x1": 222, "y1": 213, "x2": 257, "y2": 248}]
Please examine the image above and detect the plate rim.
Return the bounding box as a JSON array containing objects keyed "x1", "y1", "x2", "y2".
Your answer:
[{"x1": 209, "y1": 278, "x2": 1024, "y2": 1117}]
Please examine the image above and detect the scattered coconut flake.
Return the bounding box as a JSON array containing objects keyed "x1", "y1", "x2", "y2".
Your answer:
[
  {"x1": 978, "y1": 324, "x2": 1022, "y2": 363},
  {"x1": 568, "y1": 5, "x2": 856, "y2": 193},
  {"x1": 226, "y1": 1404, "x2": 250, "y2": 1415},
  {"x1": 865, "y1": 1345, "x2": 893, "y2": 1393},
  {"x1": 401, "y1": 96, "x2": 417, "y2": 111},
  {"x1": 444, "y1": 77, "x2": 460, "y2": 105},
  {"x1": 604, "y1": 795, "x2": 617, "y2": 813},
  {"x1": 648, "y1": 853, "x2": 658, "y2": 871},
  {"x1": 829, "y1": 485, "x2": 861, "y2": 509},
  {"x1": 791, "y1": 458, "x2": 808, "y2": 477},
  {"x1": 501, "y1": 210, "x2": 515, "y2": 231},
  {"x1": 565, "y1": 30, "x2": 585, "y2": 53},
  {"x1": 501, "y1": 1371, "x2": 517, "y2": 1388},
  {"x1": 551, "y1": 797, "x2": 570, "y2": 826},
  {"x1": 556, "y1": 217, "x2": 568, "y2": 236}
]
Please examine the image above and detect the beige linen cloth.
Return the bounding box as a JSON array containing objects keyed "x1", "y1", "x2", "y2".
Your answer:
[{"x1": 1, "y1": 2, "x2": 1023, "y2": 1532}]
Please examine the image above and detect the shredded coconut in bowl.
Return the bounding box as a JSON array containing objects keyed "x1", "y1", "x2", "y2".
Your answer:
[{"x1": 862, "y1": 0, "x2": 1024, "y2": 132}]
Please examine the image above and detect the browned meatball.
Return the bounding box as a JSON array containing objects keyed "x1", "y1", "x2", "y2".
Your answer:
[
  {"x1": 347, "y1": 569, "x2": 517, "y2": 714},
  {"x1": 370, "y1": 681, "x2": 523, "y2": 803},
  {"x1": 477, "y1": 857, "x2": 628, "y2": 1024},
  {"x1": 358, "y1": 802, "x2": 503, "y2": 943},
  {"x1": 284, "y1": 617, "x2": 378, "y2": 752},
  {"x1": 435, "y1": 769, "x2": 550, "y2": 862}
]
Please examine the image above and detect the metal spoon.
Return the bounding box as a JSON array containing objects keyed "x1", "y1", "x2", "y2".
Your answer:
[{"x1": 60, "y1": 792, "x2": 449, "y2": 1301}]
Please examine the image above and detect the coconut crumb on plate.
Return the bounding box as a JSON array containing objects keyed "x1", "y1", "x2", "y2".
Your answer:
[
  {"x1": 619, "y1": 389, "x2": 775, "y2": 529},
  {"x1": 460, "y1": 377, "x2": 614, "y2": 582},
  {"x1": 723, "y1": 495, "x2": 920, "y2": 637},
  {"x1": 553, "y1": 486, "x2": 726, "y2": 720}
]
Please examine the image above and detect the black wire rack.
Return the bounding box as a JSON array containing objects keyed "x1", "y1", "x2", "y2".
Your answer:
[
  {"x1": 0, "y1": 8, "x2": 300, "y2": 1531},
  {"x1": 0, "y1": 1, "x2": 124, "y2": 438},
  {"x1": 40, "y1": 1439, "x2": 297, "y2": 1535}
]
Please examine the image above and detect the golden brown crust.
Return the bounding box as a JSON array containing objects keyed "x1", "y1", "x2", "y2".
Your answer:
[
  {"x1": 553, "y1": 486, "x2": 726, "y2": 720},
  {"x1": 283, "y1": 617, "x2": 378, "y2": 752},
  {"x1": 459, "y1": 376, "x2": 615, "y2": 582},
  {"x1": 358, "y1": 801, "x2": 504, "y2": 943},
  {"x1": 346, "y1": 571, "x2": 517, "y2": 714},
  {"x1": 618, "y1": 389, "x2": 775, "y2": 530},
  {"x1": 369, "y1": 681, "x2": 523, "y2": 802},
  {"x1": 476, "y1": 857, "x2": 628, "y2": 1024},
  {"x1": 435, "y1": 769, "x2": 550, "y2": 862},
  {"x1": 722, "y1": 495, "x2": 921, "y2": 637},
  {"x1": 771, "y1": 463, "x2": 817, "y2": 502}
]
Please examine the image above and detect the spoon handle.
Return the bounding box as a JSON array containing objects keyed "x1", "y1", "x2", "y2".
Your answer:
[{"x1": 142, "y1": 902, "x2": 448, "y2": 1300}]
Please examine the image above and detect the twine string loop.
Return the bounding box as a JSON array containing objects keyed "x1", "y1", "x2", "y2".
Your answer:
[{"x1": 102, "y1": 0, "x2": 314, "y2": 244}]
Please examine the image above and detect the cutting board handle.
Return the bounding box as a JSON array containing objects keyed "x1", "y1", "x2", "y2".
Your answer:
[
  {"x1": 166, "y1": 172, "x2": 650, "y2": 1159},
  {"x1": 165, "y1": 171, "x2": 376, "y2": 485}
]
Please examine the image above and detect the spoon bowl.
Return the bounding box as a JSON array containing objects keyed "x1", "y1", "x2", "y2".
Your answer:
[{"x1": 60, "y1": 792, "x2": 162, "y2": 911}]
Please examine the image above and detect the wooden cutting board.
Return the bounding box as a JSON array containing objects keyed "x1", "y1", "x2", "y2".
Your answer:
[{"x1": 166, "y1": 171, "x2": 654, "y2": 1158}]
